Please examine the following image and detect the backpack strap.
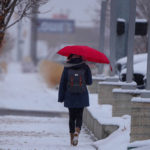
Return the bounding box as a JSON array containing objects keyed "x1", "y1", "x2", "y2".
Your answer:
[
  {"x1": 79, "y1": 76, "x2": 82, "y2": 86},
  {"x1": 70, "y1": 76, "x2": 74, "y2": 86}
]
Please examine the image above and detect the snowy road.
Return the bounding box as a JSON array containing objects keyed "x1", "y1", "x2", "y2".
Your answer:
[{"x1": 0, "y1": 116, "x2": 95, "y2": 150}]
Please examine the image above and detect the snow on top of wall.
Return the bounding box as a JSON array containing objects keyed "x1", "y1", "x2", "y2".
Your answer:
[
  {"x1": 113, "y1": 88, "x2": 142, "y2": 94},
  {"x1": 92, "y1": 75, "x2": 119, "y2": 81},
  {"x1": 132, "y1": 97, "x2": 150, "y2": 103},
  {"x1": 92, "y1": 75, "x2": 107, "y2": 80},
  {"x1": 99, "y1": 81, "x2": 136, "y2": 86},
  {"x1": 88, "y1": 94, "x2": 130, "y2": 127}
]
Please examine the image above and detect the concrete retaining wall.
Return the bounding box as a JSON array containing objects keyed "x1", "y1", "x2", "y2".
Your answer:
[
  {"x1": 112, "y1": 89, "x2": 141, "y2": 117},
  {"x1": 83, "y1": 108, "x2": 119, "y2": 140},
  {"x1": 88, "y1": 76, "x2": 106, "y2": 94},
  {"x1": 130, "y1": 97, "x2": 150, "y2": 142},
  {"x1": 98, "y1": 82, "x2": 125, "y2": 105}
]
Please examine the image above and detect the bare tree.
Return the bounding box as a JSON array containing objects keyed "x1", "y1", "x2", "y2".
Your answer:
[
  {"x1": 0, "y1": 32, "x2": 14, "y2": 59},
  {"x1": 0, "y1": 0, "x2": 48, "y2": 46}
]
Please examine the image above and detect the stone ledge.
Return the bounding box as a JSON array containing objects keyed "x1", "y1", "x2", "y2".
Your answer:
[{"x1": 83, "y1": 108, "x2": 119, "y2": 140}]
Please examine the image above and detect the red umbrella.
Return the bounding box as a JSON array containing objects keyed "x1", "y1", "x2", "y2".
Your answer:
[{"x1": 57, "y1": 45, "x2": 112, "y2": 70}]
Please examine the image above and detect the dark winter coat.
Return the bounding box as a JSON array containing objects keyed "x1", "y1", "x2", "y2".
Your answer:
[{"x1": 58, "y1": 58, "x2": 92, "y2": 108}]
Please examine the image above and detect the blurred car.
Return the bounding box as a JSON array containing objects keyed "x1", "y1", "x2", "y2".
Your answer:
[
  {"x1": 116, "y1": 53, "x2": 147, "y2": 89},
  {"x1": 116, "y1": 53, "x2": 147, "y2": 75},
  {"x1": 120, "y1": 61, "x2": 147, "y2": 89}
]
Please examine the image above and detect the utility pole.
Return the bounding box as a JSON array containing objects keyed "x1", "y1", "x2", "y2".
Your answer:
[
  {"x1": 99, "y1": 0, "x2": 107, "y2": 52},
  {"x1": 109, "y1": 0, "x2": 117, "y2": 76},
  {"x1": 146, "y1": 20, "x2": 150, "y2": 90},
  {"x1": 30, "y1": 6, "x2": 38, "y2": 65},
  {"x1": 99, "y1": 0, "x2": 107, "y2": 74},
  {"x1": 126, "y1": 0, "x2": 136, "y2": 83},
  {"x1": 17, "y1": 20, "x2": 22, "y2": 62}
]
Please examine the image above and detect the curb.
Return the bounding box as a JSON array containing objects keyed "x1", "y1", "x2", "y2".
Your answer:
[{"x1": 0, "y1": 108, "x2": 68, "y2": 118}]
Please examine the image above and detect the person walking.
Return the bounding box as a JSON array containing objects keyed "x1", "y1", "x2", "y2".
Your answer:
[{"x1": 58, "y1": 54, "x2": 92, "y2": 146}]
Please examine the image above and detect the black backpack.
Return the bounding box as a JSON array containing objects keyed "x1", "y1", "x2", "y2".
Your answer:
[{"x1": 67, "y1": 68, "x2": 86, "y2": 94}]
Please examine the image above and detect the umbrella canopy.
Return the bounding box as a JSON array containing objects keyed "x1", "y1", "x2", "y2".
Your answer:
[{"x1": 57, "y1": 45, "x2": 110, "y2": 64}]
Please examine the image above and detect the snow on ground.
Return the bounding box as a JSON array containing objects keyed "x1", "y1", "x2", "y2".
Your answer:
[
  {"x1": 0, "y1": 116, "x2": 95, "y2": 150},
  {"x1": 0, "y1": 62, "x2": 95, "y2": 149},
  {"x1": 129, "y1": 139, "x2": 150, "y2": 150},
  {"x1": 0, "y1": 63, "x2": 67, "y2": 112},
  {"x1": 0, "y1": 62, "x2": 134, "y2": 150},
  {"x1": 89, "y1": 94, "x2": 131, "y2": 150},
  {"x1": 94, "y1": 115, "x2": 130, "y2": 150}
]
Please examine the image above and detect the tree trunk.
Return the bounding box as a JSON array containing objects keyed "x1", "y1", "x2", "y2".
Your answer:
[{"x1": 0, "y1": 15, "x2": 5, "y2": 51}]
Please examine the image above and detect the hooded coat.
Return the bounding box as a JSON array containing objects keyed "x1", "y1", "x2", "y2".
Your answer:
[{"x1": 58, "y1": 58, "x2": 92, "y2": 108}]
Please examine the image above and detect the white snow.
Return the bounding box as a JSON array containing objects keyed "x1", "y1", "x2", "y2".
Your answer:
[
  {"x1": 113, "y1": 88, "x2": 142, "y2": 94},
  {"x1": 92, "y1": 75, "x2": 107, "y2": 80},
  {"x1": 132, "y1": 97, "x2": 150, "y2": 103},
  {"x1": 117, "y1": 18, "x2": 126, "y2": 22},
  {"x1": 0, "y1": 116, "x2": 94, "y2": 150},
  {"x1": 99, "y1": 81, "x2": 136, "y2": 86},
  {"x1": 136, "y1": 19, "x2": 147, "y2": 22},
  {"x1": 88, "y1": 96, "x2": 130, "y2": 126},
  {"x1": 121, "y1": 61, "x2": 147, "y2": 76},
  {"x1": 87, "y1": 94, "x2": 131, "y2": 150},
  {"x1": 0, "y1": 63, "x2": 95, "y2": 149},
  {"x1": 117, "y1": 53, "x2": 147, "y2": 66},
  {"x1": 0, "y1": 62, "x2": 148, "y2": 150},
  {"x1": 128, "y1": 139, "x2": 150, "y2": 150},
  {"x1": 0, "y1": 63, "x2": 67, "y2": 112}
]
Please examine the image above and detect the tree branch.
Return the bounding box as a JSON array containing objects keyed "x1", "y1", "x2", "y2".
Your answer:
[{"x1": 4, "y1": 0, "x2": 18, "y2": 30}]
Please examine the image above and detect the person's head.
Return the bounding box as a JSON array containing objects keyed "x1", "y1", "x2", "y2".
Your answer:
[{"x1": 67, "y1": 54, "x2": 82, "y2": 61}]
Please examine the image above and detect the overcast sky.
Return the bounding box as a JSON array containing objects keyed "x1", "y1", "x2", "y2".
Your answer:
[{"x1": 39, "y1": 0, "x2": 99, "y2": 27}]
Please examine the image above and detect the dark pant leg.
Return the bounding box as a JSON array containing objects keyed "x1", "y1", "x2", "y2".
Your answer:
[
  {"x1": 75, "y1": 108, "x2": 84, "y2": 130},
  {"x1": 68, "y1": 108, "x2": 76, "y2": 133}
]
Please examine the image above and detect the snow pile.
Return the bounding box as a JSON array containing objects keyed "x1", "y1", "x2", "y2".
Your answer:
[
  {"x1": 129, "y1": 139, "x2": 150, "y2": 150},
  {"x1": 88, "y1": 95, "x2": 131, "y2": 150},
  {"x1": 132, "y1": 97, "x2": 150, "y2": 103}
]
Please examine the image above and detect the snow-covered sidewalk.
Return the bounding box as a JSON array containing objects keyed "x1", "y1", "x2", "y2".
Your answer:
[
  {"x1": 0, "y1": 63, "x2": 95, "y2": 149},
  {"x1": 0, "y1": 63, "x2": 67, "y2": 112},
  {"x1": 0, "y1": 63, "x2": 135, "y2": 150},
  {"x1": 0, "y1": 116, "x2": 95, "y2": 150}
]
